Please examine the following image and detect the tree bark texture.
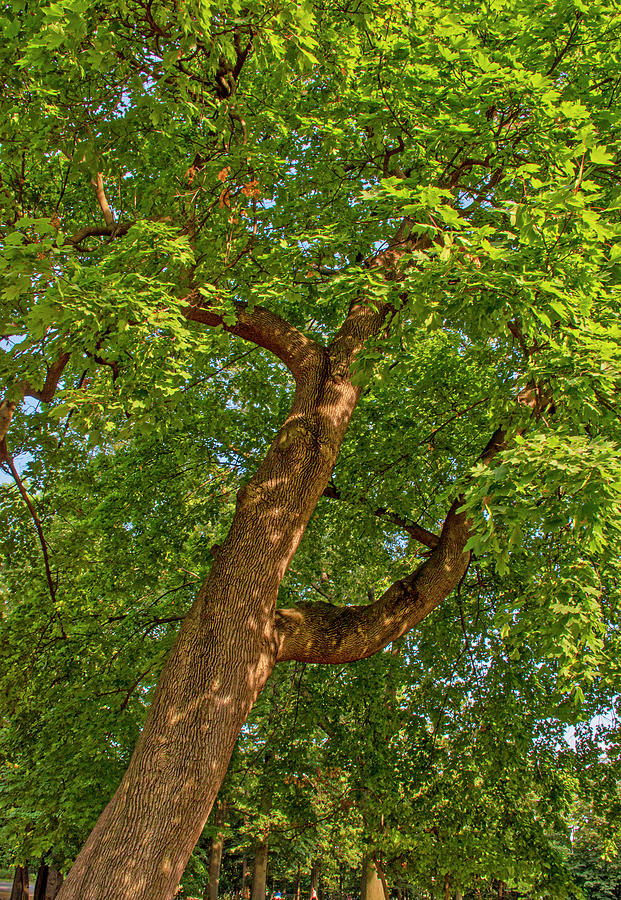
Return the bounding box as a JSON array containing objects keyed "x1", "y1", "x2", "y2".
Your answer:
[
  {"x1": 45, "y1": 869, "x2": 63, "y2": 900},
  {"x1": 10, "y1": 866, "x2": 29, "y2": 900},
  {"x1": 56, "y1": 293, "x2": 479, "y2": 900}
]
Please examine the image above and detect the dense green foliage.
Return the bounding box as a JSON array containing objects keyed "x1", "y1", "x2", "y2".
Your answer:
[{"x1": 1, "y1": 0, "x2": 620, "y2": 894}]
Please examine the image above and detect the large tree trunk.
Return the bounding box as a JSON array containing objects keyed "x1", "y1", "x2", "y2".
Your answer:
[
  {"x1": 55, "y1": 306, "x2": 473, "y2": 900},
  {"x1": 56, "y1": 357, "x2": 362, "y2": 900}
]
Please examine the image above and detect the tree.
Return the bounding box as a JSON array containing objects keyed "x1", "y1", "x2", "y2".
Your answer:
[{"x1": 1, "y1": 0, "x2": 620, "y2": 899}]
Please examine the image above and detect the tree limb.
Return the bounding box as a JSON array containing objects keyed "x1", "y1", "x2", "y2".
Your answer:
[
  {"x1": 65, "y1": 221, "x2": 134, "y2": 246},
  {"x1": 274, "y1": 496, "x2": 469, "y2": 663},
  {"x1": 275, "y1": 425, "x2": 510, "y2": 664},
  {"x1": 182, "y1": 297, "x2": 325, "y2": 383},
  {"x1": 21, "y1": 351, "x2": 71, "y2": 401},
  {"x1": 91, "y1": 172, "x2": 115, "y2": 227}
]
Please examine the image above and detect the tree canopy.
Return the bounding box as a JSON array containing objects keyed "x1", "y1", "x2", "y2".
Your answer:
[{"x1": 1, "y1": 0, "x2": 621, "y2": 898}]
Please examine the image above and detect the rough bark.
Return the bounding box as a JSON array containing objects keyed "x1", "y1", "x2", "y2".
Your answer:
[
  {"x1": 274, "y1": 497, "x2": 470, "y2": 663},
  {"x1": 55, "y1": 342, "x2": 358, "y2": 900},
  {"x1": 45, "y1": 869, "x2": 63, "y2": 900},
  {"x1": 10, "y1": 866, "x2": 29, "y2": 900}
]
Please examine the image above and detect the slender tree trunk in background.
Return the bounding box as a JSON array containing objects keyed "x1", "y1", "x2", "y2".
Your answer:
[
  {"x1": 33, "y1": 864, "x2": 62, "y2": 900},
  {"x1": 251, "y1": 838, "x2": 269, "y2": 900},
  {"x1": 205, "y1": 832, "x2": 224, "y2": 900},
  {"x1": 295, "y1": 864, "x2": 301, "y2": 900},
  {"x1": 10, "y1": 866, "x2": 29, "y2": 900},
  {"x1": 373, "y1": 857, "x2": 390, "y2": 900},
  {"x1": 34, "y1": 862, "x2": 48, "y2": 900},
  {"x1": 309, "y1": 860, "x2": 321, "y2": 900},
  {"x1": 204, "y1": 801, "x2": 227, "y2": 900},
  {"x1": 45, "y1": 869, "x2": 63, "y2": 900},
  {"x1": 242, "y1": 854, "x2": 251, "y2": 900},
  {"x1": 204, "y1": 835, "x2": 224, "y2": 900}
]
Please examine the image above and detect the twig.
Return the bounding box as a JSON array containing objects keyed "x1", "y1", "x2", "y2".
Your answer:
[{"x1": 0, "y1": 438, "x2": 65, "y2": 635}]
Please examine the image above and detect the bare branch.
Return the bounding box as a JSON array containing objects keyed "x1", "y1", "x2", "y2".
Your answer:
[
  {"x1": 0, "y1": 437, "x2": 65, "y2": 635},
  {"x1": 322, "y1": 483, "x2": 440, "y2": 550},
  {"x1": 91, "y1": 172, "x2": 115, "y2": 227}
]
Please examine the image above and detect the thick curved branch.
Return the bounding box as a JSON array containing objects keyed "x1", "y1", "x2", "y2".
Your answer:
[
  {"x1": 21, "y1": 351, "x2": 71, "y2": 402},
  {"x1": 183, "y1": 299, "x2": 324, "y2": 383},
  {"x1": 65, "y1": 221, "x2": 134, "y2": 246},
  {"x1": 275, "y1": 425, "x2": 512, "y2": 664},
  {"x1": 274, "y1": 497, "x2": 470, "y2": 663}
]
